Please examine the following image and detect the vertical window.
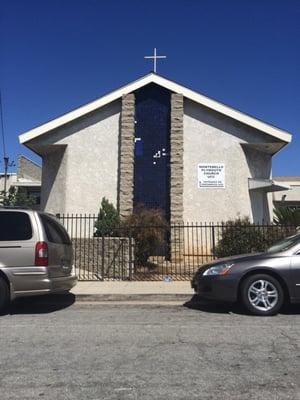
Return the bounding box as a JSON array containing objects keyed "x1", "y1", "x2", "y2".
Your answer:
[{"x1": 133, "y1": 84, "x2": 171, "y2": 218}]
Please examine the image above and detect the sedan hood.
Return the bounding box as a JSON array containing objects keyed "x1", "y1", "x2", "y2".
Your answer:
[
  {"x1": 198, "y1": 252, "x2": 269, "y2": 272},
  {"x1": 212, "y1": 252, "x2": 265, "y2": 264}
]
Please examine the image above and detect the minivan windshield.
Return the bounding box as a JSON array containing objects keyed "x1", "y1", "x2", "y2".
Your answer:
[{"x1": 267, "y1": 234, "x2": 300, "y2": 254}]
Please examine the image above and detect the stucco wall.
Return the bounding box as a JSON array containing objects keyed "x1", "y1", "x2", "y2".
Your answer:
[
  {"x1": 272, "y1": 179, "x2": 300, "y2": 207},
  {"x1": 38, "y1": 101, "x2": 121, "y2": 214},
  {"x1": 183, "y1": 99, "x2": 272, "y2": 223},
  {"x1": 33, "y1": 94, "x2": 275, "y2": 222},
  {"x1": 41, "y1": 147, "x2": 67, "y2": 213},
  {"x1": 17, "y1": 155, "x2": 42, "y2": 181}
]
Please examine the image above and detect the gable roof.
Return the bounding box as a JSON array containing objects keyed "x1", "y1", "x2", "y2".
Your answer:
[{"x1": 19, "y1": 73, "x2": 292, "y2": 145}]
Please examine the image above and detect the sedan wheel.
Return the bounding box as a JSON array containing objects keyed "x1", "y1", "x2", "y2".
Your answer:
[{"x1": 241, "y1": 274, "x2": 284, "y2": 316}]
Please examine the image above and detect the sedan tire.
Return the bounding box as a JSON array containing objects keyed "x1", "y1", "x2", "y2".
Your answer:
[{"x1": 241, "y1": 274, "x2": 284, "y2": 316}]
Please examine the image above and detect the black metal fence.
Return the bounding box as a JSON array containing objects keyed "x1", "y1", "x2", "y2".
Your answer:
[{"x1": 57, "y1": 214, "x2": 298, "y2": 281}]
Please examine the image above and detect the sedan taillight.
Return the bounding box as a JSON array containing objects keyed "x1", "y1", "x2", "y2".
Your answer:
[{"x1": 35, "y1": 242, "x2": 48, "y2": 266}]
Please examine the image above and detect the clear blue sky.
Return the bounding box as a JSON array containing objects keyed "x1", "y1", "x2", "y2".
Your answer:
[{"x1": 0, "y1": 0, "x2": 299, "y2": 175}]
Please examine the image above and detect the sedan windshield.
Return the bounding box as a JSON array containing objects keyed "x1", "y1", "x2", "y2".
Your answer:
[{"x1": 267, "y1": 234, "x2": 300, "y2": 254}]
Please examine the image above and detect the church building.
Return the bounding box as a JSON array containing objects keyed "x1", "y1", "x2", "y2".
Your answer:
[{"x1": 19, "y1": 73, "x2": 292, "y2": 224}]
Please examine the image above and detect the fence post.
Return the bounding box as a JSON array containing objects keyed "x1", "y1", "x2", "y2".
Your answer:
[
  {"x1": 101, "y1": 236, "x2": 105, "y2": 280},
  {"x1": 211, "y1": 223, "x2": 216, "y2": 258},
  {"x1": 128, "y1": 235, "x2": 133, "y2": 280}
]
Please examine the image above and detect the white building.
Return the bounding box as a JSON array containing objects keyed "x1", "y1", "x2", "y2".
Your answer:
[
  {"x1": 0, "y1": 156, "x2": 42, "y2": 206},
  {"x1": 19, "y1": 73, "x2": 292, "y2": 223},
  {"x1": 272, "y1": 177, "x2": 300, "y2": 209},
  {"x1": 0, "y1": 172, "x2": 17, "y2": 192}
]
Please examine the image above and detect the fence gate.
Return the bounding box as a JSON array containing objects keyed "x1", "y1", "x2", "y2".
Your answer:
[
  {"x1": 72, "y1": 236, "x2": 134, "y2": 281},
  {"x1": 56, "y1": 215, "x2": 132, "y2": 281}
]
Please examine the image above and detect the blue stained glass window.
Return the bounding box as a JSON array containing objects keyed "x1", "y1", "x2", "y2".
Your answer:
[
  {"x1": 133, "y1": 84, "x2": 171, "y2": 219},
  {"x1": 135, "y1": 139, "x2": 144, "y2": 156}
]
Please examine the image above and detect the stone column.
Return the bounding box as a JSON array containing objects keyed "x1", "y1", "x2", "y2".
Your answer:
[
  {"x1": 119, "y1": 93, "x2": 135, "y2": 219},
  {"x1": 170, "y1": 93, "x2": 184, "y2": 261},
  {"x1": 170, "y1": 93, "x2": 184, "y2": 224}
]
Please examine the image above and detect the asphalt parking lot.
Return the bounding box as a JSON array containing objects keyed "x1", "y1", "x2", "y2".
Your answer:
[{"x1": 0, "y1": 296, "x2": 300, "y2": 400}]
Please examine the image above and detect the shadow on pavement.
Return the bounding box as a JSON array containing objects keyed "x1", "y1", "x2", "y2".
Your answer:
[
  {"x1": 184, "y1": 294, "x2": 244, "y2": 314},
  {"x1": 5, "y1": 293, "x2": 76, "y2": 315},
  {"x1": 184, "y1": 294, "x2": 300, "y2": 316}
]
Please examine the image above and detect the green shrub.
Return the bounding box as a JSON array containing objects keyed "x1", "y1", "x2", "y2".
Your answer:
[
  {"x1": 122, "y1": 206, "x2": 169, "y2": 265},
  {"x1": 214, "y1": 217, "x2": 270, "y2": 258},
  {"x1": 273, "y1": 206, "x2": 300, "y2": 226},
  {"x1": 1, "y1": 187, "x2": 36, "y2": 208},
  {"x1": 94, "y1": 197, "x2": 120, "y2": 237},
  {"x1": 214, "y1": 217, "x2": 298, "y2": 258}
]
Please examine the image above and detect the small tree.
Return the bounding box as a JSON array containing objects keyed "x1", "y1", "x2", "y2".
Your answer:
[
  {"x1": 122, "y1": 206, "x2": 169, "y2": 265},
  {"x1": 94, "y1": 197, "x2": 120, "y2": 236},
  {"x1": 0, "y1": 187, "x2": 36, "y2": 208}
]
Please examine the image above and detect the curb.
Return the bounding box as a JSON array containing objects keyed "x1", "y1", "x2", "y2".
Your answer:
[
  {"x1": 12, "y1": 293, "x2": 197, "y2": 307},
  {"x1": 73, "y1": 293, "x2": 194, "y2": 302}
]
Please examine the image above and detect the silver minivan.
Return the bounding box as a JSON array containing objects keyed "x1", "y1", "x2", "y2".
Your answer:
[{"x1": 0, "y1": 208, "x2": 77, "y2": 310}]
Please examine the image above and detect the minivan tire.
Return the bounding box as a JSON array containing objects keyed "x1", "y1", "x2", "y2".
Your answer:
[
  {"x1": 0, "y1": 277, "x2": 10, "y2": 313},
  {"x1": 241, "y1": 274, "x2": 284, "y2": 316}
]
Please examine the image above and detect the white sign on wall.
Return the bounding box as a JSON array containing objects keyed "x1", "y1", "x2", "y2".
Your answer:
[{"x1": 198, "y1": 163, "x2": 225, "y2": 188}]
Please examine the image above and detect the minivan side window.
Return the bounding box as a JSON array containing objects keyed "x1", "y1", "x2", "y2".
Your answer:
[
  {"x1": 40, "y1": 214, "x2": 71, "y2": 245},
  {"x1": 0, "y1": 212, "x2": 33, "y2": 241}
]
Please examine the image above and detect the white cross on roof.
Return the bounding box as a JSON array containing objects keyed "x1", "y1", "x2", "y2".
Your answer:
[{"x1": 144, "y1": 48, "x2": 166, "y2": 73}]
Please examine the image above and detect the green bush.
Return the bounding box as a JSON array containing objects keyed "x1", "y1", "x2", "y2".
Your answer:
[
  {"x1": 214, "y1": 217, "x2": 298, "y2": 258},
  {"x1": 1, "y1": 187, "x2": 36, "y2": 208},
  {"x1": 214, "y1": 217, "x2": 270, "y2": 258},
  {"x1": 273, "y1": 206, "x2": 300, "y2": 226},
  {"x1": 122, "y1": 206, "x2": 169, "y2": 265},
  {"x1": 94, "y1": 197, "x2": 120, "y2": 237}
]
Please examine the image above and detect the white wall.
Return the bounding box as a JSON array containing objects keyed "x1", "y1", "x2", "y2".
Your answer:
[
  {"x1": 273, "y1": 179, "x2": 300, "y2": 206},
  {"x1": 38, "y1": 100, "x2": 121, "y2": 214},
  {"x1": 41, "y1": 147, "x2": 67, "y2": 213},
  {"x1": 33, "y1": 95, "x2": 275, "y2": 222},
  {"x1": 183, "y1": 99, "x2": 272, "y2": 223},
  {"x1": 0, "y1": 174, "x2": 17, "y2": 192}
]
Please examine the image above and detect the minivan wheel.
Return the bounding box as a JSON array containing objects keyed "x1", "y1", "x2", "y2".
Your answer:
[
  {"x1": 241, "y1": 274, "x2": 284, "y2": 316},
  {"x1": 0, "y1": 277, "x2": 10, "y2": 312}
]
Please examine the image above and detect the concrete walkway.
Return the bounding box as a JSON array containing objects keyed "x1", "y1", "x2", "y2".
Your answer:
[{"x1": 71, "y1": 281, "x2": 194, "y2": 302}]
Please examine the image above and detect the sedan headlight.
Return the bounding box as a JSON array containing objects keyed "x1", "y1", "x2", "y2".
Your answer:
[{"x1": 203, "y1": 263, "x2": 234, "y2": 276}]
